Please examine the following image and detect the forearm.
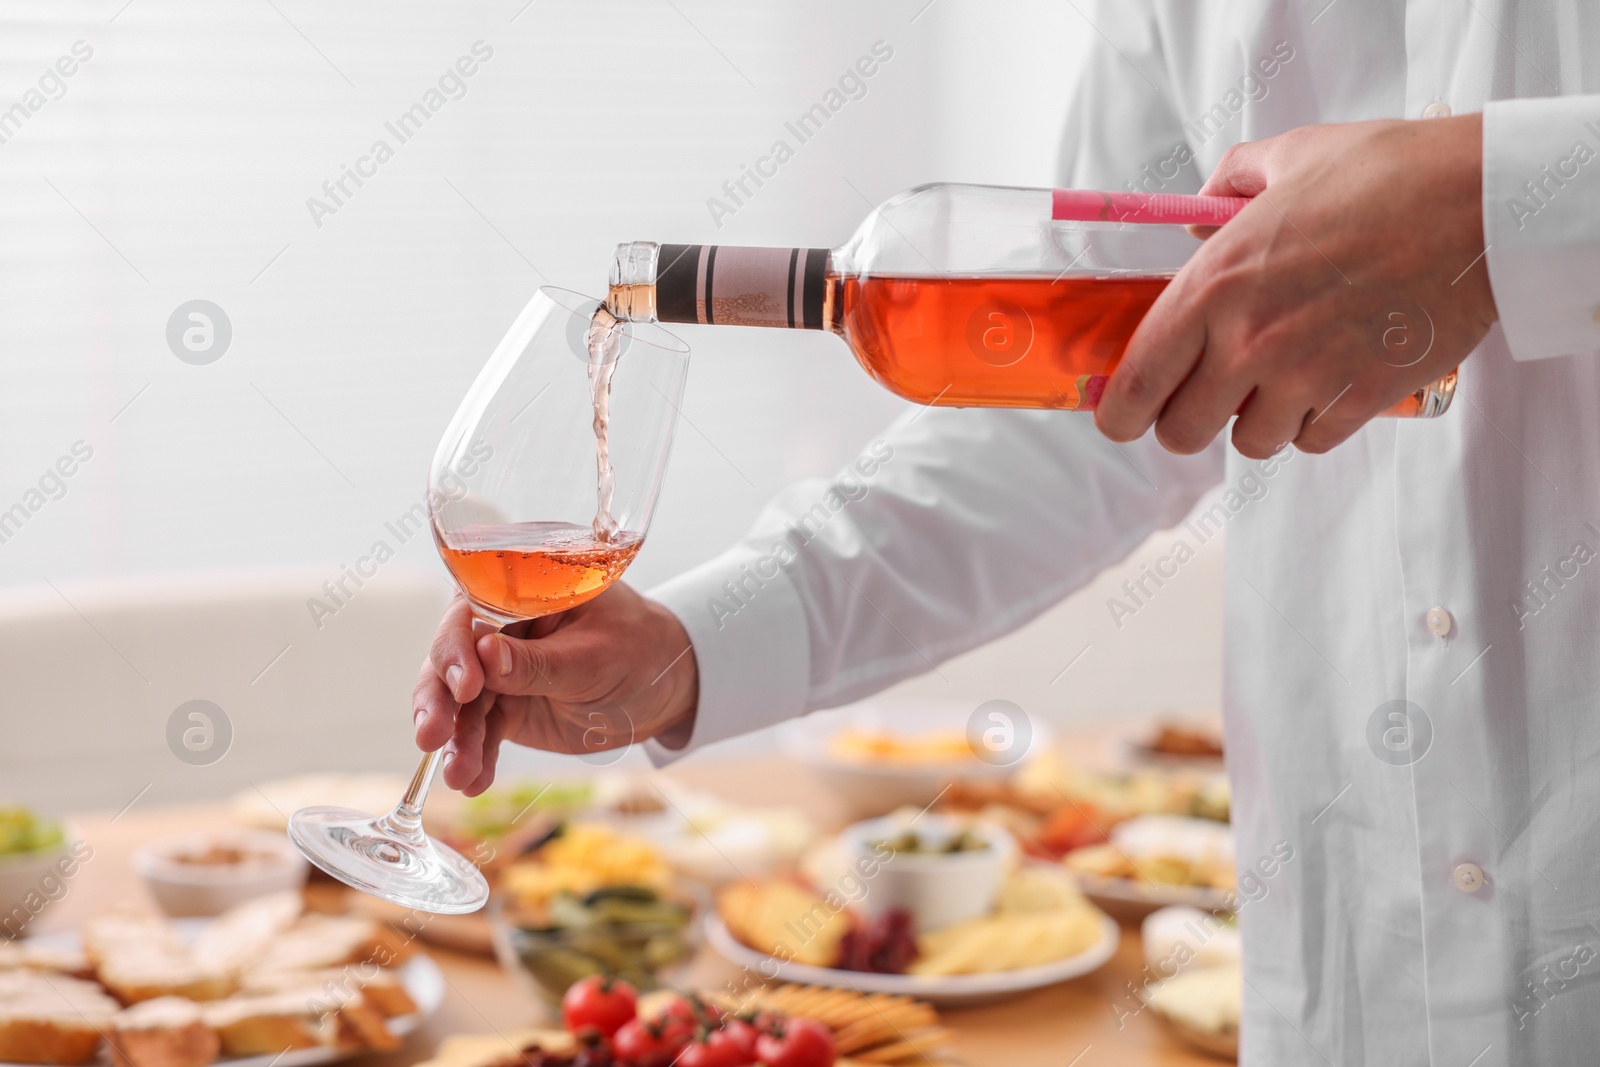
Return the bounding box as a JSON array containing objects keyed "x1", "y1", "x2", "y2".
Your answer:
[{"x1": 648, "y1": 408, "x2": 1225, "y2": 760}]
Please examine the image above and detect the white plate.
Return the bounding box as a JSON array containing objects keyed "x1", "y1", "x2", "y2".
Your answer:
[
  {"x1": 9, "y1": 920, "x2": 445, "y2": 1067},
  {"x1": 779, "y1": 702, "x2": 1054, "y2": 820},
  {"x1": 1121, "y1": 739, "x2": 1226, "y2": 772},
  {"x1": 1070, "y1": 873, "x2": 1232, "y2": 920},
  {"x1": 704, "y1": 911, "x2": 1120, "y2": 1008}
]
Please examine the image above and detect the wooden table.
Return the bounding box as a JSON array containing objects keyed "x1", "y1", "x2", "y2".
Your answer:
[{"x1": 32, "y1": 757, "x2": 1219, "y2": 1067}]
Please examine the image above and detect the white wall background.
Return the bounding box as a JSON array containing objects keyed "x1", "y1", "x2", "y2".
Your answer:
[{"x1": 0, "y1": 0, "x2": 1223, "y2": 809}]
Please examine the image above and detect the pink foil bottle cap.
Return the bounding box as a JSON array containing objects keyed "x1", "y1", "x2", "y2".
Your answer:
[{"x1": 1052, "y1": 189, "x2": 1249, "y2": 226}]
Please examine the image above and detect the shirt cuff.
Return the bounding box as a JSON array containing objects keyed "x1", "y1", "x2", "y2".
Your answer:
[
  {"x1": 641, "y1": 547, "x2": 812, "y2": 766},
  {"x1": 1484, "y1": 95, "x2": 1600, "y2": 361}
]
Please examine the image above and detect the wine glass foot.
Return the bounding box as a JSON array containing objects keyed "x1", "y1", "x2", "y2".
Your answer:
[{"x1": 288, "y1": 805, "x2": 489, "y2": 915}]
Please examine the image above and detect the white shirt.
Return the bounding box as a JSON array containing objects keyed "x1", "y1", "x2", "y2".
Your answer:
[{"x1": 647, "y1": 2, "x2": 1600, "y2": 1063}]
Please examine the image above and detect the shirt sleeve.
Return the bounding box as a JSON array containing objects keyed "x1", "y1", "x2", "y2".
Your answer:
[
  {"x1": 1483, "y1": 95, "x2": 1600, "y2": 361},
  {"x1": 646, "y1": 0, "x2": 1221, "y2": 764}
]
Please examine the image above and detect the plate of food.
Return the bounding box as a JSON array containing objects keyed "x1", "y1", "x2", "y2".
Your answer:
[
  {"x1": 1125, "y1": 720, "x2": 1226, "y2": 769},
  {"x1": 938, "y1": 759, "x2": 1230, "y2": 869},
  {"x1": 706, "y1": 813, "x2": 1117, "y2": 1007},
  {"x1": 1140, "y1": 904, "x2": 1241, "y2": 1059},
  {"x1": 1063, "y1": 815, "x2": 1235, "y2": 919},
  {"x1": 485, "y1": 824, "x2": 704, "y2": 1004},
  {"x1": 0, "y1": 890, "x2": 442, "y2": 1067},
  {"x1": 353, "y1": 774, "x2": 816, "y2": 959},
  {"x1": 779, "y1": 702, "x2": 1053, "y2": 819},
  {"x1": 1146, "y1": 964, "x2": 1240, "y2": 1060},
  {"x1": 1013, "y1": 753, "x2": 1231, "y2": 826},
  {"x1": 415, "y1": 977, "x2": 952, "y2": 1067}
]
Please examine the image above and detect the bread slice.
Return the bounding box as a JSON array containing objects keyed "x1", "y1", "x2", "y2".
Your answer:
[
  {"x1": 0, "y1": 970, "x2": 120, "y2": 1065},
  {"x1": 107, "y1": 997, "x2": 220, "y2": 1067},
  {"x1": 95, "y1": 950, "x2": 235, "y2": 1006},
  {"x1": 202, "y1": 985, "x2": 397, "y2": 1056},
  {"x1": 0, "y1": 943, "x2": 94, "y2": 979},
  {"x1": 239, "y1": 967, "x2": 417, "y2": 1017},
  {"x1": 328, "y1": 995, "x2": 400, "y2": 1053},
  {"x1": 202, "y1": 992, "x2": 340, "y2": 1056},
  {"x1": 83, "y1": 914, "x2": 184, "y2": 967},
  {"x1": 84, "y1": 910, "x2": 239, "y2": 1005},
  {"x1": 253, "y1": 915, "x2": 414, "y2": 973},
  {"x1": 190, "y1": 893, "x2": 302, "y2": 975}
]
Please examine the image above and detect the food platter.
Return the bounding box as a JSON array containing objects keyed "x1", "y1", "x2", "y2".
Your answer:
[
  {"x1": 5, "y1": 919, "x2": 444, "y2": 1067},
  {"x1": 1068, "y1": 873, "x2": 1232, "y2": 920},
  {"x1": 704, "y1": 910, "x2": 1120, "y2": 1008}
]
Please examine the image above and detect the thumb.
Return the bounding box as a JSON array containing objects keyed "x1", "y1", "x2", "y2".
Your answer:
[
  {"x1": 1199, "y1": 138, "x2": 1274, "y2": 197},
  {"x1": 478, "y1": 631, "x2": 566, "y2": 696}
]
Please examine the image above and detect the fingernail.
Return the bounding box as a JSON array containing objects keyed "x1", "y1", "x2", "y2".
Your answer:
[
  {"x1": 446, "y1": 665, "x2": 464, "y2": 695},
  {"x1": 442, "y1": 750, "x2": 456, "y2": 774},
  {"x1": 497, "y1": 639, "x2": 514, "y2": 677},
  {"x1": 413, "y1": 707, "x2": 426, "y2": 727}
]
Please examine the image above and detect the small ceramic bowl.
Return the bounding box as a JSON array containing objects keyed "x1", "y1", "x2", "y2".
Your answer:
[
  {"x1": 132, "y1": 828, "x2": 308, "y2": 917},
  {"x1": 839, "y1": 813, "x2": 1016, "y2": 932},
  {"x1": 0, "y1": 828, "x2": 79, "y2": 939}
]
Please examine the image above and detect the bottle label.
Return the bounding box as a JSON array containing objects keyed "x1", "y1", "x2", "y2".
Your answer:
[
  {"x1": 656, "y1": 244, "x2": 830, "y2": 329},
  {"x1": 1051, "y1": 189, "x2": 1248, "y2": 226}
]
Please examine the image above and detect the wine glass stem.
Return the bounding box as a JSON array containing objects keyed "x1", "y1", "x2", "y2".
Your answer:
[{"x1": 398, "y1": 749, "x2": 440, "y2": 822}]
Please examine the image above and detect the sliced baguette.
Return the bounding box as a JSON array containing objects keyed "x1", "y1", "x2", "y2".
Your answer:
[
  {"x1": 190, "y1": 893, "x2": 303, "y2": 976},
  {"x1": 0, "y1": 971, "x2": 120, "y2": 1065},
  {"x1": 202, "y1": 986, "x2": 397, "y2": 1056},
  {"x1": 95, "y1": 950, "x2": 234, "y2": 1005},
  {"x1": 202, "y1": 992, "x2": 340, "y2": 1057},
  {"x1": 0, "y1": 943, "x2": 94, "y2": 980},
  {"x1": 107, "y1": 996, "x2": 220, "y2": 1067},
  {"x1": 254, "y1": 915, "x2": 414, "y2": 973},
  {"x1": 239, "y1": 967, "x2": 417, "y2": 1017},
  {"x1": 82, "y1": 914, "x2": 183, "y2": 967}
]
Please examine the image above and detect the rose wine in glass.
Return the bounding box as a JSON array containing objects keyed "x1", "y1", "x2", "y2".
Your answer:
[
  {"x1": 288, "y1": 288, "x2": 689, "y2": 913},
  {"x1": 436, "y1": 521, "x2": 643, "y2": 619}
]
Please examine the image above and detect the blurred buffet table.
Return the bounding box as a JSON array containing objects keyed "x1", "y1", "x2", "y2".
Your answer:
[{"x1": 33, "y1": 750, "x2": 1223, "y2": 1067}]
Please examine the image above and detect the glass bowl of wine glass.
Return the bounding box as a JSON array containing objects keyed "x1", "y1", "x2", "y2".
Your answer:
[{"x1": 288, "y1": 287, "x2": 690, "y2": 914}]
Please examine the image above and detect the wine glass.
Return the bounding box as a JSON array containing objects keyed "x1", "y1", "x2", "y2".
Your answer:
[{"x1": 288, "y1": 287, "x2": 690, "y2": 913}]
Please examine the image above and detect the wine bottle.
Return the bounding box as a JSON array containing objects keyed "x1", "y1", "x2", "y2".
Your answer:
[{"x1": 606, "y1": 183, "x2": 1456, "y2": 416}]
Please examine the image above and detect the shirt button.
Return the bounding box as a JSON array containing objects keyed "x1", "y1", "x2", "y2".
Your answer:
[
  {"x1": 1454, "y1": 862, "x2": 1485, "y2": 893},
  {"x1": 1423, "y1": 100, "x2": 1452, "y2": 119},
  {"x1": 1425, "y1": 606, "x2": 1454, "y2": 637}
]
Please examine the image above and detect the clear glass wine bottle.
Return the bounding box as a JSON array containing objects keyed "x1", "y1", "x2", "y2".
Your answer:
[{"x1": 606, "y1": 183, "x2": 1456, "y2": 416}]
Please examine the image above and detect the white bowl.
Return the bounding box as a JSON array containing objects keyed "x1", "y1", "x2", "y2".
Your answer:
[
  {"x1": 839, "y1": 813, "x2": 1016, "y2": 932},
  {"x1": 0, "y1": 828, "x2": 79, "y2": 939},
  {"x1": 780, "y1": 702, "x2": 1052, "y2": 820},
  {"x1": 132, "y1": 828, "x2": 308, "y2": 917}
]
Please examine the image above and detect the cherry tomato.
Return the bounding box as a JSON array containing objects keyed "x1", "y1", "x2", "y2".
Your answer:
[
  {"x1": 718, "y1": 1019, "x2": 760, "y2": 1061},
  {"x1": 675, "y1": 1028, "x2": 755, "y2": 1067},
  {"x1": 755, "y1": 1018, "x2": 835, "y2": 1067},
  {"x1": 561, "y1": 975, "x2": 639, "y2": 1040},
  {"x1": 612, "y1": 1017, "x2": 692, "y2": 1067},
  {"x1": 656, "y1": 992, "x2": 724, "y2": 1029}
]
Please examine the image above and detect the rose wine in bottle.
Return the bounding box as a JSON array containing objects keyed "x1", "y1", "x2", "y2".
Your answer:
[{"x1": 605, "y1": 184, "x2": 1457, "y2": 416}]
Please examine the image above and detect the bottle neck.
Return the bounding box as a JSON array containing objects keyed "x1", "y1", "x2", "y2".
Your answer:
[{"x1": 608, "y1": 241, "x2": 836, "y2": 331}]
